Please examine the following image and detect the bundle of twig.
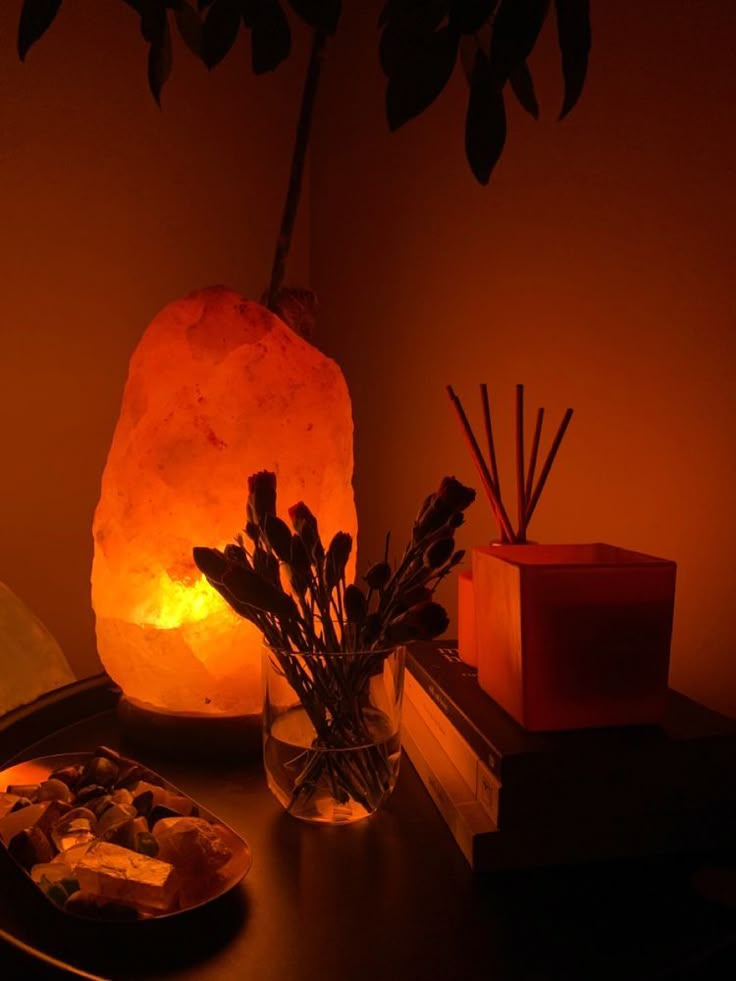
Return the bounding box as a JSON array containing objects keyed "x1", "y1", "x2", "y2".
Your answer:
[{"x1": 447, "y1": 384, "x2": 573, "y2": 544}]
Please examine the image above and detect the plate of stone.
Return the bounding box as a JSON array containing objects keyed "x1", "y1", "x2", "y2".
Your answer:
[{"x1": 0, "y1": 747, "x2": 252, "y2": 921}]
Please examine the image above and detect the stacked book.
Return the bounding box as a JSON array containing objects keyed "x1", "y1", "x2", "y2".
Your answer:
[{"x1": 401, "y1": 643, "x2": 736, "y2": 869}]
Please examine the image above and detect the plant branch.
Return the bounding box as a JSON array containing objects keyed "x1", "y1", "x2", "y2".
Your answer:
[{"x1": 266, "y1": 30, "x2": 328, "y2": 312}]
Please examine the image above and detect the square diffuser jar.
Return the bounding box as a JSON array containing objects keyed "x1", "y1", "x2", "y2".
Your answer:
[{"x1": 472, "y1": 543, "x2": 677, "y2": 732}]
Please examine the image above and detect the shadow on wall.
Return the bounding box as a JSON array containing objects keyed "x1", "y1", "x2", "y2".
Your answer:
[{"x1": 311, "y1": 2, "x2": 736, "y2": 717}]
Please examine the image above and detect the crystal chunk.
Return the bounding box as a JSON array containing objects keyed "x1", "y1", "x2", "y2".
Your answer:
[{"x1": 74, "y1": 840, "x2": 178, "y2": 912}]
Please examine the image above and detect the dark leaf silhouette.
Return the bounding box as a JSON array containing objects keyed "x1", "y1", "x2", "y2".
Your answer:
[
  {"x1": 202, "y1": 0, "x2": 241, "y2": 68},
  {"x1": 17, "y1": 0, "x2": 62, "y2": 61},
  {"x1": 509, "y1": 60, "x2": 539, "y2": 118},
  {"x1": 247, "y1": 0, "x2": 291, "y2": 74},
  {"x1": 385, "y1": 25, "x2": 459, "y2": 131},
  {"x1": 288, "y1": 0, "x2": 341, "y2": 34},
  {"x1": 555, "y1": 0, "x2": 591, "y2": 118},
  {"x1": 465, "y1": 49, "x2": 506, "y2": 184},
  {"x1": 450, "y1": 0, "x2": 496, "y2": 35},
  {"x1": 175, "y1": 1, "x2": 204, "y2": 56},
  {"x1": 141, "y1": 1, "x2": 167, "y2": 44},
  {"x1": 489, "y1": 0, "x2": 548, "y2": 86},
  {"x1": 148, "y1": 16, "x2": 173, "y2": 104},
  {"x1": 379, "y1": 0, "x2": 448, "y2": 32}
]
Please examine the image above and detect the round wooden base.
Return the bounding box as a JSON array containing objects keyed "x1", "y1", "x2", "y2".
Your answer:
[{"x1": 117, "y1": 696, "x2": 262, "y2": 760}]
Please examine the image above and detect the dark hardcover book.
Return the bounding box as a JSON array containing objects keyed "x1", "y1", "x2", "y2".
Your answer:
[
  {"x1": 406, "y1": 643, "x2": 736, "y2": 828},
  {"x1": 402, "y1": 693, "x2": 736, "y2": 869}
]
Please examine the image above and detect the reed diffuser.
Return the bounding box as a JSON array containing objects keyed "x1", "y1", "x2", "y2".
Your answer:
[{"x1": 446, "y1": 384, "x2": 573, "y2": 543}]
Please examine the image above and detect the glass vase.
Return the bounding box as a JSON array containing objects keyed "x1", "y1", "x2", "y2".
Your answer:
[{"x1": 262, "y1": 645, "x2": 406, "y2": 824}]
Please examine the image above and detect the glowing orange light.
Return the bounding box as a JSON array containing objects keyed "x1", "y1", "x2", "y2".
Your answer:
[{"x1": 92, "y1": 287, "x2": 357, "y2": 716}]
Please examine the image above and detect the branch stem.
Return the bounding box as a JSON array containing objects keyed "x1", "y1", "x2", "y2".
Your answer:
[{"x1": 266, "y1": 30, "x2": 328, "y2": 312}]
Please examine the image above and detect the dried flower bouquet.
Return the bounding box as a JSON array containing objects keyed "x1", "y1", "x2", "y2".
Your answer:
[{"x1": 193, "y1": 472, "x2": 475, "y2": 818}]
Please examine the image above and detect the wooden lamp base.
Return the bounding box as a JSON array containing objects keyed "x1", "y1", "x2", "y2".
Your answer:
[{"x1": 117, "y1": 695, "x2": 262, "y2": 760}]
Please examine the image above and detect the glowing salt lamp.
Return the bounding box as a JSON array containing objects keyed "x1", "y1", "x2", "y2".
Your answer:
[{"x1": 92, "y1": 286, "x2": 357, "y2": 718}]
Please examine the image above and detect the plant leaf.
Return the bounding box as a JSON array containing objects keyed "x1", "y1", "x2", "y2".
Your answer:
[
  {"x1": 175, "y1": 0, "x2": 204, "y2": 56},
  {"x1": 287, "y1": 0, "x2": 341, "y2": 34},
  {"x1": 509, "y1": 60, "x2": 539, "y2": 118},
  {"x1": 385, "y1": 25, "x2": 459, "y2": 131},
  {"x1": 202, "y1": 0, "x2": 241, "y2": 68},
  {"x1": 465, "y1": 49, "x2": 506, "y2": 184},
  {"x1": 247, "y1": 0, "x2": 291, "y2": 74},
  {"x1": 148, "y1": 17, "x2": 173, "y2": 105},
  {"x1": 489, "y1": 0, "x2": 549, "y2": 86},
  {"x1": 141, "y1": 1, "x2": 168, "y2": 43},
  {"x1": 17, "y1": 0, "x2": 62, "y2": 61},
  {"x1": 379, "y1": 0, "x2": 448, "y2": 32},
  {"x1": 555, "y1": 0, "x2": 591, "y2": 119},
  {"x1": 449, "y1": 0, "x2": 496, "y2": 35}
]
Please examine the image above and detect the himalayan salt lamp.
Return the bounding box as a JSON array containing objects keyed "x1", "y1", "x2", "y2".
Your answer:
[
  {"x1": 92, "y1": 287, "x2": 357, "y2": 718},
  {"x1": 0, "y1": 581, "x2": 75, "y2": 715}
]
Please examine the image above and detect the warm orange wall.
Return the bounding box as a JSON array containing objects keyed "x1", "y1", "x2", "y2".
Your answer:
[
  {"x1": 0, "y1": 2, "x2": 310, "y2": 679},
  {"x1": 312, "y1": 3, "x2": 736, "y2": 715}
]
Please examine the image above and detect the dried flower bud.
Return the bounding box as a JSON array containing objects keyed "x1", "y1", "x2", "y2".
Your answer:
[
  {"x1": 424, "y1": 537, "x2": 455, "y2": 569},
  {"x1": 414, "y1": 492, "x2": 435, "y2": 525},
  {"x1": 221, "y1": 564, "x2": 298, "y2": 621},
  {"x1": 223, "y1": 543, "x2": 249, "y2": 566},
  {"x1": 285, "y1": 535, "x2": 311, "y2": 597},
  {"x1": 388, "y1": 601, "x2": 449, "y2": 643},
  {"x1": 253, "y1": 548, "x2": 280, "y2": 586},
  {"x1": 325, "y1": 532, "x2": 352, "y2": 589},
  {"x1": 289, "y1": 534, "x2": 310, "y2": 575},
  {"x1": 344, "y1": 584, "x2": 367, "y2": 624},
  {"x1": 363, "y1": 561, "x2": 391, "y2": 591},
  {"x1": 436, "y1": 476, "x2": 476, "y2": 513},
  {"x1": 411, "y1": 601, "x2": 450, "y2": 639},
  {"x1": 263, "y1": 514, "x2": 293, "y2": 562},
  {"x1": 413, "y1": 498, "x2": 451, "y2": 542},
  {"x1": 289, "y1": 502, "x2": 325, "y2": 563},
  {"x1": 247, "y1": 470, "x2": 277, "y2": 526},
  {"x1": 192, "y1": 547, "x2": 228, "y2": 583}
]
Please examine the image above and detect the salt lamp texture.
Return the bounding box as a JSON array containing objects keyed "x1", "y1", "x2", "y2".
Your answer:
[
  {"x1": 0, "y1": 581, "x2": 74, "y2": 715},
  {"x1": 92, "y1": 287, "x2": 357, "y2": 716}
]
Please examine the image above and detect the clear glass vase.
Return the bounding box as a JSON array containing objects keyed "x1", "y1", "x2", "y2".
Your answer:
[{"x1": 262, "y1": 645, "x2": 406, "y2": 824}]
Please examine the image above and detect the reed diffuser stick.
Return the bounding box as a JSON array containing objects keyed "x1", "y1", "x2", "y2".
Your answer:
[
  {"x1": 522, "y1": 407, "x2": 545, "y2": 534},
  {"x1": 480, "y1": 384, "x2": 506, "y2": 541},
  {"x1": 515, "y1": 384, "x2": 525, "y2": 541},
  {"x1": 448, "y1": 385, "x2": 573, "y2": 544},
  {"x1": 446, "y1": 386, "x2": 516, "y2": 543},
  {"x1": 525, "y1": 407, "x2": 574, "y2": 527},
  {"x1": 480, "y1": 384, "x2": 500, "y2": 490}
]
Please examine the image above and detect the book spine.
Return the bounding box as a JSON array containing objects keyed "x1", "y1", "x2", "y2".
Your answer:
[
  {"x1": 404, "y1": 671, "x2": 501, "y2": 826},
  {"x1": 401, "y1": 697, "x2": 497, "y2": 869},
  {"x1": 407, "y1": 653, "x2": 504, "y2": 779}
]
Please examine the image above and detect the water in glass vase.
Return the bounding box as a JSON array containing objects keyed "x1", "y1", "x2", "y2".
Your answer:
[{"x1": 264, "y1": 704, "x2": 402, "y2": 824}]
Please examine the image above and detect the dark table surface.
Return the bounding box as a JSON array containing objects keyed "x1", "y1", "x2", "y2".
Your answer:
[{"x1": 1, "y1": 704, "x2": 735, "y2": 981}]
